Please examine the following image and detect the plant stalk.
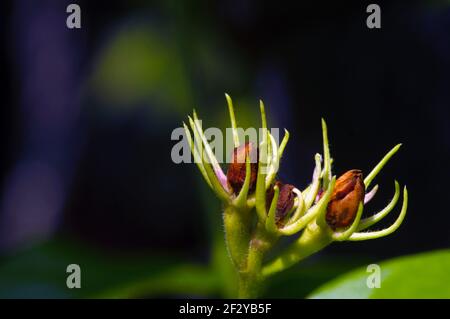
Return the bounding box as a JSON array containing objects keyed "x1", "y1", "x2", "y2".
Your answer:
[
  {"x1": 238, "y1": 223, "x2": 276, "y2": 298},
  {"x1": 262, "y1": 223, "x2": 332, "y2": 277},
  {"x1": 223, "y1": 204, "x2": 252, "y2": 270}
]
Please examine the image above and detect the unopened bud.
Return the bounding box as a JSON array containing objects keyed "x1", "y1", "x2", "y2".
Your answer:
[
  {"x1": 326, "y1": 169, "x2": 365, "y2": 230},
  {"x1": 227, "y1": 142, "x2": 258, "y2": 194},
  {"x1": 266, "y1": 181, "x2": 296, "y2": 226}
]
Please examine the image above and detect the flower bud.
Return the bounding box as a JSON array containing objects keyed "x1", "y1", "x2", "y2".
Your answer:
[
  {"x1": 227, "y1": 142, "x2": 258, "y2": 194},
  {"x1": 266, "y1": 181, "x2": 296, "y2": 226},
  {"x1": 326, "y1": 169, "x2": 365, "y2": 230}
]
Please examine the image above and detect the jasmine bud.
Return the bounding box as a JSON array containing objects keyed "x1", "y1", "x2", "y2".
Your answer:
[
  {"x1": 326, "y1": 169, "x2": 365, "y2": 230},
  {"x1": 227, "y1": 142, "x2": 258, "y2": 194},
  {"x1": 267, "y1": 181, "x2": 296, "y2": 226}
]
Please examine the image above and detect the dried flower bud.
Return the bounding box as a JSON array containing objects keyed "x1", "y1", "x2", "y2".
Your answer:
[
  {"x1": 266, "y1": 181, "x2": 296, "y2": 226},
  {"x1": 227, "y1": 142, "x2": 258, "y2": 194},
  {"x1": 326, "y1": 169, "x2": 365, "y2": 230}
]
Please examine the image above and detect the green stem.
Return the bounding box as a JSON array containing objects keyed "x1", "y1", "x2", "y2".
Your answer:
[
  {"x1": 223, "y1": 204, "x2": 252, "y2": 270},
  {"x1": 238, "y1": 223, "x2": 276, "y2": 298},
  {"x1": 262, "y1": 223, "x2": 332, "y2": 277}
]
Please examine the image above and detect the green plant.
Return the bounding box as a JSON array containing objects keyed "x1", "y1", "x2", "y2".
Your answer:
[{"x1": 183, "y1": 94, "x2": 408, "y2": 298}]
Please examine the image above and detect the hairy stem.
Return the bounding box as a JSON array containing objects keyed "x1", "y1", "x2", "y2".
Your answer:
[
  {"x1": 238, "y1": 223, "x2": 276, "y2": 298},
  {"x1": 223, "y1": 204, "x2": 252, "y2": 270},
  {"x1": 262, "y1": 223, "x2": 332, "y2": 277}
]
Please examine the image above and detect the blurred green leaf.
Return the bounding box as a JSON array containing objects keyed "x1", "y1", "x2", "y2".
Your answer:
[
  {"x1": 263, "y1": 256, "x2": 369, "y2": 298},
  {"x1": 91, "y1": 25, "x2": 192, "y2": 116},
  {"x1": 308, "y1": 249, "x2": 450, "y2": 298},
  {"x1": 0, "y1": 239, "x2": 220, "y2": 298},
  {"x1": 97, "y1": 264, "x2": 220, "y2": 298}
]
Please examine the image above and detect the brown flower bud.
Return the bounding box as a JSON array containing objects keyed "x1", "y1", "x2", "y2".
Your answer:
[
  {"x1": 266, "y1": 181, "x2": 296, "y2": 226},
  {"x1": 227, "y1": 142, "x2": 258, "y2": 194},
  {"x1": 326, "y1": 169, "x2": 365, "y2": 230}
]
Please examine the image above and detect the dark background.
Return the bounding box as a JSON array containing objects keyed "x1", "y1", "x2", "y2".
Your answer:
[{"x1": 0, "y1": 0, "x2": 449, "y2": 298}]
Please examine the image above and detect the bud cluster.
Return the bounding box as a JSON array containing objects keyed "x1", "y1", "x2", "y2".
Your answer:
[{"x1": 182, "y1": 94, "x2": 408, "y2": 298}]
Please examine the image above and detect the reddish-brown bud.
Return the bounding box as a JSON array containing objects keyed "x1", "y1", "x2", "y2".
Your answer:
[
  {"x1": 266, "y1": 181, "x2": 296, "y2": 226},
  {"x1": 326, "y1": 169, "x2": 365, "y2": 230},
  {"x1": 227, "y1": 142, "x2": 258, "y2": 194}
]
